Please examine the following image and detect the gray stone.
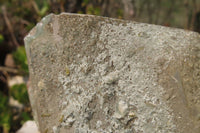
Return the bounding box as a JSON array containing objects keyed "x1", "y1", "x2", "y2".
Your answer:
[{"x1": 24, "y1": 13, "x2": 200, "y2": 133}]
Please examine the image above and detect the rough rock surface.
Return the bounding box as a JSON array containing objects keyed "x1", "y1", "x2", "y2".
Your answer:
[{"x1": 24, "y1": 13, "x2": 200, "y2": 133}]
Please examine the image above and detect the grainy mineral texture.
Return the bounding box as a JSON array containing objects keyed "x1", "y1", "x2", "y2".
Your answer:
[{"x1": 24, "y1": 13, "x2": 200, "y2": 133}]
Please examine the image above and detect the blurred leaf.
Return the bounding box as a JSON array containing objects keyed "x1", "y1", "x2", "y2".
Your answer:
[
  {"x1": 1, "y1": 113, "x2": 11, "y2": 132},
  {"x1": 10, "y1": 84, "x2": 29, "y2": 104},
  {"x1": 20, "y1": 112, "x2": 32, "y2": 124},
  {"x1": 86, "y1": 5, "x2": 93, "y2": 14},
  {"x1": 39, "y1": 3, "x2": 49, "y2": 16},
  {"x1": 12, "y1": 46, "x2": 29, "y2": 74},
  {"x1": 86, "y1": 5, "x2": 101, "y2": 15},
  {"x1": 34, "y1": 0, "x2": 49, "y2": 17},
  {"x1": 0, "y1": 34, "x2": 4, "y2": 44},
  {"x1": 82, "y1": 0, "x2": 89, "y2": 7},
  {"x1": 83, "y1": 0, "x2": 89, "y2": 4},
  {"x1": 0, "y1": 92, "x2": 8, "y2": 111},
  {"x1": 78, "y1": 11, "x2": 84, "y2": 14},
  {"x1": 0, "y1": 92, "x2": 11, "y2": 132},
  {"x1": 117, "y1": 9, "x2": 123, "y2": 18},
  {"x1": 14, "y1": 7, "x2": 32, "y2": 18},
  {"x1": 94, "y1": 7, "x2": 100, "y2": 15},
  {"x1": 26, "y1": 23, "x2": 35, "y2": 31}
]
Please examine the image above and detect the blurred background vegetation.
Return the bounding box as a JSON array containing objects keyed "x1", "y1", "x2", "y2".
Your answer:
[{"x1": 0, "y1": 0, "x2": 200, "y2": 132}]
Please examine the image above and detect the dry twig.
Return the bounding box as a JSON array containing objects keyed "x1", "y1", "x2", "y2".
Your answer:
[
  {"x1": 0, "y1": 66, "x2": 19, "y2": 74},
  {"x1": 1, "y1": 5, "x2": 20, "y2": 47}
]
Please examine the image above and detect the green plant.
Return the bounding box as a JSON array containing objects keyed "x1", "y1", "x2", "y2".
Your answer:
[
  {"x1": 25, "y1": 23, "x2": 35, "y2": 31},
  {"x1": 0, "y1": 83, "x2": 32, "y2": 132},
  {"x1": 34, "y1": 0, "x2": 49, "y2": 17},
  {"x1": 10, "y1": 84, "x2": 29, "y2": 104},
  {"x1": 117, "y1": 9, "x2": 123, "y2": 18},
  {"x1": 10, "y1": 83, "x2": 33, "y2": 129},
  {"x1": 12, "y1": 46, "x2": 29, "y2": 74},
  {"x1": 39, "y1": 2, "x2": 49, "y2": 16},
  {"x1": 82, "y1": 0, "x2": 90, "y2": 7},
  {"x1": 0, "y1": 92, "x2": 11, "y2": 132},
  {"x1": 0, "y1": 34, "x2": 4, "y2": 44},
  {"x1": 86, "y1": 5, "x2": 101, "y2": 15},
  {"x1": 20, "y1": 112, "x2": 32, "y2": 125}
]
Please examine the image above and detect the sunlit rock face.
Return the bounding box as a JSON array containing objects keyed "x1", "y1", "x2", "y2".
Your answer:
[{"x1": 24, "y1": 13, "x2": 200, "y2": 133}]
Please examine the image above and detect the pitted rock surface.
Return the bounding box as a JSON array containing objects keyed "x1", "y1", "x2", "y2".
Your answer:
[{"x1": 24, "y1": 13, "x2": 200, "y2": 133}]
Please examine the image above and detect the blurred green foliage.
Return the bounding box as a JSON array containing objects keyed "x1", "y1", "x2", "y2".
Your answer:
[
  {"x1": 0, "y1": 46, "x2": 30, "y2": 131},
  {"x1": 0, "y1": 92, "x2": 11, "y2": 132},
  {"x1": 86, "y1": 5, "x2": 101, "y2": 15},
  {"x1": 0, "y1": 34, "x2": 4, "y2": 44},
  {"x1": 0, "y1": 83, "x2": 32, "y2": 132},
  {"x1": 10, "y1": 84, "x2": 32, "y2": 125},
  {"x1": 83, "y1": 0, "x2": 89, "y2": 5},
  {"x1": 14, "y1": 6, "x2": 32, "y2": 18},
  {"x1": 36, "y1": 0, "x2": 49, "y2": 17},
  {"x1": 20, "y1": 112, "x2": 32, "y2": 125},
  {"x1": 25, "y1": 23, "x2": 35, "y2": 31},
  {"x1": 10, "y1": 84, "x2": 29, "y2": 104},
  {"x1": 12, "y1": 46, "x2": 29, "y2": 74},
  {"x1": 117, "y1": 9, "x2": 123, "y2": 19}
]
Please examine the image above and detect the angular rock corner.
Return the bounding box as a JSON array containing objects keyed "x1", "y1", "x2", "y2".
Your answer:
[{"x1": 24, "y1": 13, "x2": 200, "y2": 133}]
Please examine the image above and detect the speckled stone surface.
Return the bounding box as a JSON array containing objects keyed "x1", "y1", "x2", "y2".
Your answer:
[{"x1": 24, "y1": 13, "x2": 200, "y2": 133}]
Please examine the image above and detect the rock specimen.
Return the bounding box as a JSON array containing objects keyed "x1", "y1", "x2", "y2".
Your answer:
[{"x1": 24, "y1": 13, "x2": 200, "y2": 133}]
